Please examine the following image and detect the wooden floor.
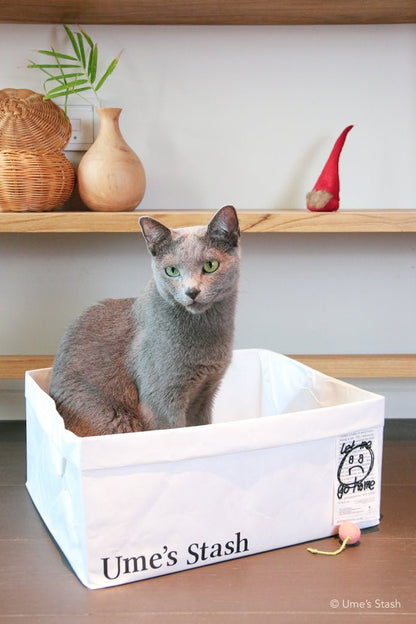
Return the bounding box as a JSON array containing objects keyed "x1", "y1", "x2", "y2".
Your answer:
[{"x1": 1, "y1": 420, "x2": 415, "y2": 623}]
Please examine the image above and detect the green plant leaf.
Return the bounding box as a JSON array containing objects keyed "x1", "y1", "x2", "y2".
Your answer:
[
  {"x1": 95, "y1": 52, "x2": 122, "y2": 91},
  {"x1": 88, "y1": 43, "x2": 98, "y2": 84},
  {"x1": 79, "y1": 25, "x2": 94, "y2": 49},
  {"x1": 44, "y1": 72, "x2": 84, "y2": 84},
  {"x1": 36, "y1": 49, "x2": 78, "y2": 61},
  {"x1": 63, "y1": 25, "x2": 81, "y2": 60},
  {"x1": 27, "y1": 62, "x2": 81, "y2": 69},
  {"x1": 43, "y1": 86, "x2": 91, "y2": 100},
  {"x1": 28, "y1": 62, "x2": 57, "y2": 83},
  {"x1": 46, "y1": 79, "x2": 89, "y2": 96},
  {"x1": 76, "y1": 32, "x2": 86, "y2": 68}
]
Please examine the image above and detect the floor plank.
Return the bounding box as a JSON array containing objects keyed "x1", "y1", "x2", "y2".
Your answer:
[
  {"x1": 382, "y1": 441, "x2": 416, "y2": 485},
  {"x1": 0, "y1": 422, "x2": 415, "y2": 623},
  {"x1": 0, "y1": 443, "x2": 26, "y2": 485}
]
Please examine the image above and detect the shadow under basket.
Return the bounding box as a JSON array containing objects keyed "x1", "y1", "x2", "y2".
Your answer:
[{"x1": 0, "y1": 150, "x2": 75, "y2": 212}]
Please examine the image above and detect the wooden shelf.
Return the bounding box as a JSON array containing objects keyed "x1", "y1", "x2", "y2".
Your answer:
[
  {"x1": 0, "y1": 0, "x2": 414, "y2": 25},
  {"x1": 0, "y1": 356, "x2": 54, "y2": 379},
  {"x1": 2, "y1": 354, "x2": 416, "y2": 380},
  {"x1": 1, "y1": 210, "x2": 416, "y2": 234},
  {"x1": 2, "y1": 211, "x2": 415, "y2": 380},
  {"x1": 290, "y1": 354, "x2": 416, "y2": 379}
]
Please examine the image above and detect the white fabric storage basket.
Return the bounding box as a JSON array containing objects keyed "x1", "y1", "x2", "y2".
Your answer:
[{"x1": 25, "y1": 349, "x2": 385, "y2": 589}]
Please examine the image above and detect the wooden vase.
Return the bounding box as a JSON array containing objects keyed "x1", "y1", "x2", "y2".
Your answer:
[{"x1": 77, "y1": 107, "x2": 146, "y2": 212}]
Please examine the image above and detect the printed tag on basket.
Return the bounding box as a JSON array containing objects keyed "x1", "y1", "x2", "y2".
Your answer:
[{"x1": 333, "y1": 428, "x2": 380, "y2": 525}]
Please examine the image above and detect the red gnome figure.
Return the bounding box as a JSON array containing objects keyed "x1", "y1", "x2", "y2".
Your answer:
[{"x1": 306, "y1": 125, "x2": 353, "y2": 212}]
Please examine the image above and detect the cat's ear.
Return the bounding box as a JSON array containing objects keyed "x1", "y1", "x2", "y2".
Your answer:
[
  {"x1": 207, "y1": 205, "x2": 240, "y2": 250},
  {"x1": 139, "y1": 217, "x2": 172, "y2": 256}
]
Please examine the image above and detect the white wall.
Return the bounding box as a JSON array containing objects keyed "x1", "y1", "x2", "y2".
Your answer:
[{"x1": 0, "y1": 24, "x2": 415, "y2": 421}]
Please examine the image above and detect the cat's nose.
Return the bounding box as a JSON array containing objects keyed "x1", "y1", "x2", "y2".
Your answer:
[{"x1": 185, "y1": 287, "x2": 200, "y2": 301}]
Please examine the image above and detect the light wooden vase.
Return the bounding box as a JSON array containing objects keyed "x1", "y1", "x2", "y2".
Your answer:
[{"x1": 77, "y1": 107, "x2": 146, "y2": 212}]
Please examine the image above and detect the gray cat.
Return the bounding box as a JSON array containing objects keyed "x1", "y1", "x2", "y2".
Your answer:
[{"x1": 49, "y1": 205, "x2": 240, "y2": 436}]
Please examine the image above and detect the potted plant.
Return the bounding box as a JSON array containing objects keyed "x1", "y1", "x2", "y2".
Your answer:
[
  {"x1": 28, "y1": 24, "x2": 122, "y2": 114},
  {"x1": 28, "y1": 25, "x2": 146, "y2": 212}
]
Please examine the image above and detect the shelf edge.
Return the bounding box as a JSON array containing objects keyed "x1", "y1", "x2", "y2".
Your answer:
[
  {"x1": 1, "y1": 354, "x2": 415, "y2": 379},
  {"x1": 0, "y1": 210, "x2": 415, "y2": 234}
]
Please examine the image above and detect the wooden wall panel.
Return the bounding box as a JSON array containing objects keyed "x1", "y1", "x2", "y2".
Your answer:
[{"x1": 0, "y1": 0, "x2": 414, "y2": 25}]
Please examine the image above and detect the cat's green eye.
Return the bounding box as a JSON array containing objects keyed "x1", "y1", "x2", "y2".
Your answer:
[
  {"x1": 203, "y1": 260, "x2": 219, "y2": 274},
  {"x1": 165, "y1": 266, "x2": 180, "y2": 277}
]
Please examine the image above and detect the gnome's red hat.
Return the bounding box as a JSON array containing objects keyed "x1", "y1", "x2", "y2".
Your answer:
[{"x1": 306, "y1": 125, "x2": 353, "y2": 212}]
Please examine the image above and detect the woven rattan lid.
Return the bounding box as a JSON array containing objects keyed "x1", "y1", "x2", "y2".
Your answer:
[{"x1": 0, "y1": 88, "x2": 72, "y2": 151}]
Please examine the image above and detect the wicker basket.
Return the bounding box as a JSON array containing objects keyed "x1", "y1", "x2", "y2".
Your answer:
[
  {"x1": 0, "y1": 88, "x2": 72, "y2": 152},
  {"x1": 0, "y1": 88, "x2": 75, "y2": 211},
  {"x1": 0, "y1": 150, "x2": 75, "y2": 212}
]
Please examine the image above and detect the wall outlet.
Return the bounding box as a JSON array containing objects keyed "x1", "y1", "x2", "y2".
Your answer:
[{"x1": 65, "y1": 105, "x2": 95, "y2": 151}]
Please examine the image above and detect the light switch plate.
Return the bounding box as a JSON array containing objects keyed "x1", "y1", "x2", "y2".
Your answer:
[{"x1": 65, "y1": 105, "x2": 95, "y2": 151}]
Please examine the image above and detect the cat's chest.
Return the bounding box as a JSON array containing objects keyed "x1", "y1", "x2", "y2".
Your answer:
[{"x1": 156, "y1": 322, "x2": 231, "y2": 361}]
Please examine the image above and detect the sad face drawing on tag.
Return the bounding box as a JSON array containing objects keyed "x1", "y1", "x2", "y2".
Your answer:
[{"x1": 337, "y1": 440, "x2": 375, "y2": 487}]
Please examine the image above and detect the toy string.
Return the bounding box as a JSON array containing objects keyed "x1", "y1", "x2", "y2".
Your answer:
[{"x1": 307, "y1": 536, "x2": 351, "y2": 556}]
